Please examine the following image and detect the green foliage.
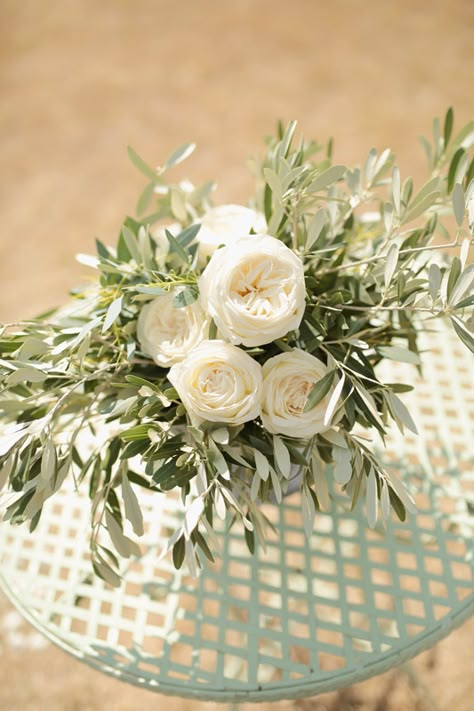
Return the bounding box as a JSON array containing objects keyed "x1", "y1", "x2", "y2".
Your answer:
[{"x1": 0, "y1": 108, "x2": 473, "y2": 584}]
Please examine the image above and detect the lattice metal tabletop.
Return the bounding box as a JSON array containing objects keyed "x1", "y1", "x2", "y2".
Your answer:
[{"x1": 0, "y1": 324, "x2": 473, "y2": 703}]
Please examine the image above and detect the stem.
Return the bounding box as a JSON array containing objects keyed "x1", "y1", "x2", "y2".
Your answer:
[
  {"x1": 292, "y1": 196, "x2": 299, "y2": 251},
  {"x1": 322, "y1": 323, "x2": 391, "y2": 345},
  {"x1": 90, "y1": 464, "x2": 124, "y2": 553},
  {"x1": 47, "y1": 364, "x2": 121, "y2": 420},
  {"x1": 0, "y1": 321, "x2": 56, "y2": 330},
  {"x1": 317, "y1": 302, "x2": 447, "y2": 315},
  {"x1": 318, "y1": 235, "x2": 469, "y2": 276}
]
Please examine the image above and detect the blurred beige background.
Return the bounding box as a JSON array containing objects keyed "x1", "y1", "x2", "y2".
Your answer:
[{"x1": 0, "y1": 1, "x2": 473, "y2": 709}]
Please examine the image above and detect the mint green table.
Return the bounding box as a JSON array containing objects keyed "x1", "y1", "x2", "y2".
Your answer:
[{"x1": 0, "y1": 324, "x2": 472, "y2": 702}]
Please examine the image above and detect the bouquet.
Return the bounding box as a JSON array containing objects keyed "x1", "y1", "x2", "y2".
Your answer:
[{"x1": 1, "y1": 110, "x2": 473, "y2": 585}]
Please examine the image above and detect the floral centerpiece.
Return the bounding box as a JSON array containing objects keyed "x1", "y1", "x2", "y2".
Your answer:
[{"x1": 0, "y1": 110, "x2": 473, "y2": 584}]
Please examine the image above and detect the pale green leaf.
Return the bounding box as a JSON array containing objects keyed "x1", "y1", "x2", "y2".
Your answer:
[
  {"x1": 333, "y1": 446, "x2": 352, "y2": 485},
  {"x1": 137, "y1": 225, "x2": 155, "y2": 269},
  {"x1": 301, "y1": 485, "x2": 316, "y2": 537},
  {"x1": 6, "y1": 367, "x2": 48, "y2": 385},
  {"x1": 208, "y1": 319, "x2": 218, "y2": 340},
  {"x1": 76, "y1": 253, "x2": 100, "y2": 268},
  {"x1": 428, "y1": 263, "x2": 442, "y2": 301},
  {"x1": 449, "y1": 264, "x2": 474, "y2": 307},
  {"x1": 353, "y1": 382, "x2": 384, "y2": 429},
  {"x1": 165, "y1": 229, "x2": 190, "y2": 264},
  {"x1": 210, "y1": 446, "x2": 230, "y2": 480},
  {"x1": 127, "y1": 146, "x2": 157, "y2": 181},
  {"x1": 303, "y1": 369, "x2": 335, "y2": 413},
  {"x1": 196, "y1": 462, "x2": 207, "y2": 495},
  {"x1": 210, "y1": 428, "x2": 229, "y2": 445},
  {"x1": 268, "y1": 203, "x2": 284, "y2": 235},
  {"x1": 323, "y1": 373, "x2": 345, "y2": 427},
  {"x1": 385, "y1": 391, "x2": 418, "y2": 435},
  {"x1": 377, "y1": 345, "x2": 421, "y2": 365},
  {"x1": 273, "y1": 436, "x2": 291, "y2": 478},
  {"x1": 392, "y1": 166, "x2": 401, "y2": 214},
  {"x1": 309, "y1": 165, "x2": 346, "y2": 193},
  {"x1": 383, "y1": 202, "x2": 393, "y2": 233},
  {"x1": 380, "y1": 478, "x2": 391, "y2": 523},
  {"x1": 214, "y1": 487, "x2": 226, "y2": 520},
  {"x1": 0, "y1": 453, "x2": 14, "y2": 491},
  {"x1": 365, "y1": 148, "x2": 378, "y2": 182},
  {"x1": 106, "y1": 510, "x2": 133, "y2": 558},
  {"x1": 263, "y1": 168, "x2": 283, "y2": 200},
  {"x1": 254, "y1": 449, "x2": 270, "y2": 481},
  {"x1": 320, "y1": 428, "x2": 347, "y2": 448},
  {"x1": 402, "y1": 191, "x2": 440, "y2": 224},
  {"x1": 164, "y1": 142, "x2": 196, "y2": 170},
  {"x1": 460, "y1": 237, "x2": 470, "y2": 269},
  {"x1": 170, "y1": 188, "x2": 188, "y2": 222},
  {"x1": 278, "y1": 120, "x2": 298, "y2": 158},
  {"x1": 449, "y1": 120, "x2": 474, "y2": 157},
  {"x1": 306, "y1": 209, "x2": 326, "y2": 251},
  {"x1": 77, "y1": 331, "x2": 91, "y2": 363},
  {"x1": 102, "y1": 296, "x2": 123, "y2": 334},
  {"x1": 51, "y1": 317, "x2": 101, "y2": 356},
  {"x1": 17, "y1": 338, "x2": 49, "y2": 360},
  {"x1": 122, "y1": 225, "x2": 142, "y2": 263},
  {"x1": 452, "y1": 183, "x2": 465, "y2": 227},
  {"x1": 172, "y1": 288, "x2": 198, "y2": 308},
  {"x1": 40, "y1": 438, "x2": 56, "y2": 482},
  {"x1": 122, "y1": 472, "x2": 144, "y2": 536},
  {"x1": 134, "y1": 285, "x2": 166, "y2": 296},
  {"x1": 136, "y1": 181, "x2": 155, "y2": 217},
  {"x1": 270, "y1": 466, "x2": 282, "y2": 503},
  {"x1": 448, "y1": 148, "x2": 467, "y2": 193},
  {"x1": 183, "y1": 496, "x2": 204, "y2": 539},
  {"x1": 419, "y1": 135, "x2": 432, "y2": 168},
  {"x1": 366, "y1": 468, "x2": 378, "y2": 528},
  {"x1": 250, "y1": 471, "x2": 261, "y2": 501},
  {"x1": 373, "y1": 148, "x2": 393, "y2": 182},
  {"x1": 311, "y1": 453, "x2": 330, "y2": 511},
  {"x1": 94, "y1": 559, "x2": 121, "y2": 588},
  {"x1": 385, "y1": 469, "x2": 417, "y2": 514},
  {"x1": 450, "y1": 316, "x2": 474, "y2": 353},
  {"x1": 0, "y1": 428, "x2": 28, "y2": 456},
  {"x1": 384, "y1": 243, "x2": 399, "y2": 290},
  {"x1": 444, "y1": 107, "x2": 454, "y2": 147}
]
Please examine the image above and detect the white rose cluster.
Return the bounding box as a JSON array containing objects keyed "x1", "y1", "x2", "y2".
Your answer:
[
  {"x1": 199, "y1": 234, "x2": 306, "y2": 347},
  {"x1": 168, "y1": 340, "x2": 263, "y2": 426},
  {"x1": 196, "y1": 204, "x2": 266, "y2": 262},
  {"x1": 136, "y1": 205, "x2": 339, "y2": 435},
  {"x1": 137, "y1": 288, "x2": 209, "y2": 367},
  {"x1": 261, "y1": 349, "x2": 341, "y2": 437}
]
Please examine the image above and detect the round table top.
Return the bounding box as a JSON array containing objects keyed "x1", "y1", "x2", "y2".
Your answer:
[{"x1": 0, "y1": 324, "x2": 473, "y2": 703}]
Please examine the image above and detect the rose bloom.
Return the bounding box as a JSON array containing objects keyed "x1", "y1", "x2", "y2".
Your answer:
[
  {"x1": 196, "y1": 204, "x2": 266, "y2": 263},
  {"x1": 261, "y1": 349, "x2": 341, "y2": 437},
  {"x1": 168, "y1": 340, "x2": 263, "y2": 426},
  {"x1": 137, "y1": 288, "x2": 209, "y2": 367},
  {"x1": 199, "y1": 234, "x2": 306, "y2": 347}
]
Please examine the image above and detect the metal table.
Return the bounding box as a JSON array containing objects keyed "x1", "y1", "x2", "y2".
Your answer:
[{"x1": 0, "y1": 324, "x2": 473, "y2": 703}]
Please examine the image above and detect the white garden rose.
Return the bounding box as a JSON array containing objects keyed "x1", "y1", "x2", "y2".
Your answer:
[
  {"x1": 137, "y1": 289, "x2": 209, "y2": 367},
  {"x1": 197, "y1": 204, "x2": 266, "y2": 262},
  {"x1": 261, "y1": 349, "x2": 341, "y2": 437},
  {"x1": 199, "y1": 234, "x2": 306, "y2": 347},
  {"x1": 168, "y1": 340, "x2": 263, "y2": 426}
]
